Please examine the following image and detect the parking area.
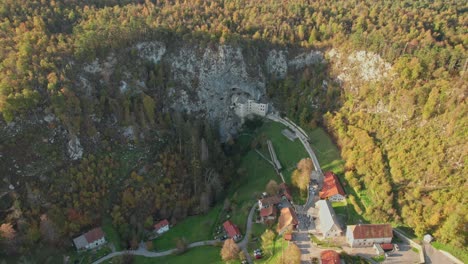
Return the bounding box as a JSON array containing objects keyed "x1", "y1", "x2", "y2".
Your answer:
[{"x1": 382, "y1": 242, "x2": 420, "y2": 264}]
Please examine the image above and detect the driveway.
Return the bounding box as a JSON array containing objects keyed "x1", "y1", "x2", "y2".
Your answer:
[{"x1": 238, "y1": 203, "x2": 257, "y2": 264}]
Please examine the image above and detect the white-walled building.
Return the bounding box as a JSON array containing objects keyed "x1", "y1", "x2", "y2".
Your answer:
[
  {"x1": 154, "y1": 219, "x2": 170, "y2": 235},
  {"x1": 315, "y1": 200, "x2": 342, "y2": 238},
  {"x1": 234, "y1": 99, "x2": 268, "y2": 118},
  {"x1": 346, "y1": 224, "x2": 393, "y2": 247},
  {"x1": 73, "y1": 227, "x2": 106, "y2": 251}
]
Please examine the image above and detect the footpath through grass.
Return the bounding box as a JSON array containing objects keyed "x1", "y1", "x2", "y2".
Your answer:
[{"x1": 152, "y1": 205, "x2": 222, "y2": 251}]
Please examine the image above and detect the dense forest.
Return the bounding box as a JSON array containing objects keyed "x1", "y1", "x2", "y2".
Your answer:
[{"x1": 0, "y1": 0, "x2": 466, "y2": 258}]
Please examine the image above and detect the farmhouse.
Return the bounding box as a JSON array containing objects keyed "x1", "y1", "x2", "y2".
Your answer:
[
  {"x1": 154, "y1": 219, "x2": 170, "y2": 235},
  {"x1": 73, "y1": 227, "x2": 106, "y2": 251},
  {"x1": 258, "y1": 195, "x2": 281, "y2": 209},
  {"x1": 223, "y1": 220, "x2": 242, "y2": 241},
  {"x1": 277, "y1": 207, "x2": 298, "y2": 234},
  {"x1": 315, "y1": 200, "x2": 342, "y2": 238},
  {"x1": 260, "y1": 206, "x2": 277, "y2": 223},
  {"x1": 321, "y1": 250, "x2": 341, "y2": 264},
  {"x1": 346, "y1": 224, "x2": 393, "y2": 247},
  {"x1": 319, "y1": 172, "x2": 346, "y2": 202}
]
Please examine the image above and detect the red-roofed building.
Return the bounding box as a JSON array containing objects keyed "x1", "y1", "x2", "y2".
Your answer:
[
  {"x1": 279, "y1": 183, "x2": 293, "y2": 201},
  {"x1": 73, "y1": 227, "x2": 106, "y2": 250},
  {"x1": 284, "y1": 233, "x2": 292, "y2": 241},
  {"x1": 346, "y1": 224, "x2": 393, "y2": 247},
  {"x1": 223, "y1": 220, "x2": 242, "y2": 241},
  {"x1": 321, "y1": 250, "x2": 341, "y2": 264},
  {"x1": 319, "y1": 172, "x2": 346, "y2": 201},
  {"x1": 154, "y1": 219, "x2": 170, "y2": 235},
  {"x1": 260, "y1": 206, "x2": 277, "y2": 223},
  {"x1": 380, "y1": 243, "x2": 394, "y2": 251}
]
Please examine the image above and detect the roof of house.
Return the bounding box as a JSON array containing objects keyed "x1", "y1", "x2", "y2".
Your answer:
[
  {"x1": 279, "y1": 183, "x2": 293, "y2": 201},
  {"x1": 73, "y1": 227, "x2": 105, "y2": 249},
  {"x1": 154, "y1": 219, "x2": 169, "y2": 230},
  {"x1": 347, "y1": 224, "x2": 393, "y2": 239},
  {"x1": 380, "y1": 243, "x2": 394, "y2": 251},
  {"x1": 319, "y1": 172, "x2": 345, "y2": 199},
  {"x1": 284, "y1": 233, "x2": 293, "y2": 240},
  {"x1": 316, "y1": 200, "x2": 342, "y2": 234},
  {"x1": 73, "y1": 235, "x2": 88, "y2": 249},
  {"x1": 259, "y1": 195, "x2": 281, "y2": 206},
  {"x1": 321, "y1": 250, "x2": 340, "y2": 264},
  {"x1": 223, "y1": 220, "x2": 241, "y2": 238},
  {"x1": 277, "y1": 207, "x2": 298, "y2": 232},
  {"x1": 84, "y1": 227, "x2": 105, "y2": 243},
  {"x1": 260, "y1": 206, "x2": 277, "y2": 217}
]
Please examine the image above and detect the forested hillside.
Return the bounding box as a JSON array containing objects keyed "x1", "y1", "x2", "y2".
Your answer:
[{"x1": 0, "y1": 0, "x2": 466, "y2": 258}]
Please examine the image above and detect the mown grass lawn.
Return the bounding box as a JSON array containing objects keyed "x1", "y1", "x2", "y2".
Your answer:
[
  {"x1": 306, "y1": 127, "x2": 344, "y2": 174},
  {"x1": 256, "y1": 237, "x2": 289, "y2": 263},
  {"x1": 152, "y1": 205, "x2": 222, "y2": 251},
  {"x1": 128, "y1": 246, "x2": 223, "y2": 264}
]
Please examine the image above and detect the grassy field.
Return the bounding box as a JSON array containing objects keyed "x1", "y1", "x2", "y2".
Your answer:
[
  {"x1": 332, "y1": 201, "x2": 364, "y2": 225},
  {"x1": 432, "y1": 241, "x2": 468, "y2": 264},
  {"x1": 152, "y1": 205, "x2": 222, "y2": 251},
  {"x1": 257, "y1": 238, "x2": 289, "y2": 263},
  {"x1": 103, "y1": 217, "x2": 122, "y2": 251},
  {"x1": 306, "y1": 127, "x2": 344, "y2": 174},
  {"x1": 107, "y1": 246, "x2": 223, "y2": 264},
  {"x1": 228, "y1": 121, "x2": 312, "y2": 230}
]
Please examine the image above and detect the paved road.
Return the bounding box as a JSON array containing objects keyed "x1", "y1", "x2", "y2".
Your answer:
[
  {"x1": 92, "y1": 240, "x2": 219, "y2": 264},
  {"x1": 93, "y1": 203, "x2": 257, "y2": 264},
  {"x1": 423, "y1": 243, "x2": 462, "y2": 264},
  {"x1": 238, "y1": 203, "x2": 257, "y2": 264},
  {"x1": 266, "y1": 114, "x2": 322, "y2": 174}
]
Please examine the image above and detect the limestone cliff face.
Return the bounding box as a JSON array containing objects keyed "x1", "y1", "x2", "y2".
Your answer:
[
  {"x1": 134, "y1": 41, "x2": 324, "y2": 140},
  {"x1": 79, "y1": 41, "x2": 324, "y2": 142}
]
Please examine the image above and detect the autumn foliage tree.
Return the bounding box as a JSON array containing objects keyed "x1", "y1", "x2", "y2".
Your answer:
[
  {"x1": 292, "y1": 158, "x2": 313, "y2": 194},
  {"x1": 281, "y1": 243, "x2": 301, "y2": 264},
  {"x1": 0, "y1": 223, "x2": 15, "y2": 240},
  {"x1": 265, "y1": 180, "x2": 279, "y2": 196},
  {"x1": 221, "y1": 238, "x2": 240, "y2": 262}
]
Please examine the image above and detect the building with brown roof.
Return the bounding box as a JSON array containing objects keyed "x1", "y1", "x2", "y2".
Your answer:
[
  {"x1": 319, "y1": 172, "x2": 346, "y2": 202},
  {"x1": 258, "y1": 195, "x2": 281, "y2": 209},
  {"x1": 277, "y1": 207, "x2": 298, "y2": 234},
  {"x1": 73, "y1": 227, "x2": 106, "y2": 251},
  {"x1": 260, "y1": 206, "x2": 277, "y2": 223},
  {"x1": 223, "y1": 220, "x2": 242, "y2": 241},
  {"x1": 321, "y1": 250, "x2": 341, "y2": 264},
  {"x1": 279, "y1": 183, "x2": 293, "y2": 201},
  {"x1": 346, "y1": 224, "x2": 393, "y2": 247},
  {"x1": 154, "y1": 219, "x2": 170, "y2": 235}
]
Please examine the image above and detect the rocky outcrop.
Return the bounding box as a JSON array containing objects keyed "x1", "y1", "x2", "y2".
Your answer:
[
  {"x1": 67, "y1": 135, "x2": 83, "y2": 160},
  {"x1": 77, "y1": 41, "x2": 325, "y2": 141}
]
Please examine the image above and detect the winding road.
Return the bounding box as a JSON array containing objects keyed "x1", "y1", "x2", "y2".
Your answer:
[
  {"x1": 93, "y1": 112, "x2": 321, "y2": 264},
  {"x1": 93, "y1": 203, "x2": 258, "y2": 264},
  {"x1": 92, "y1": 240, "x2": 219, "y2": 264}
]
